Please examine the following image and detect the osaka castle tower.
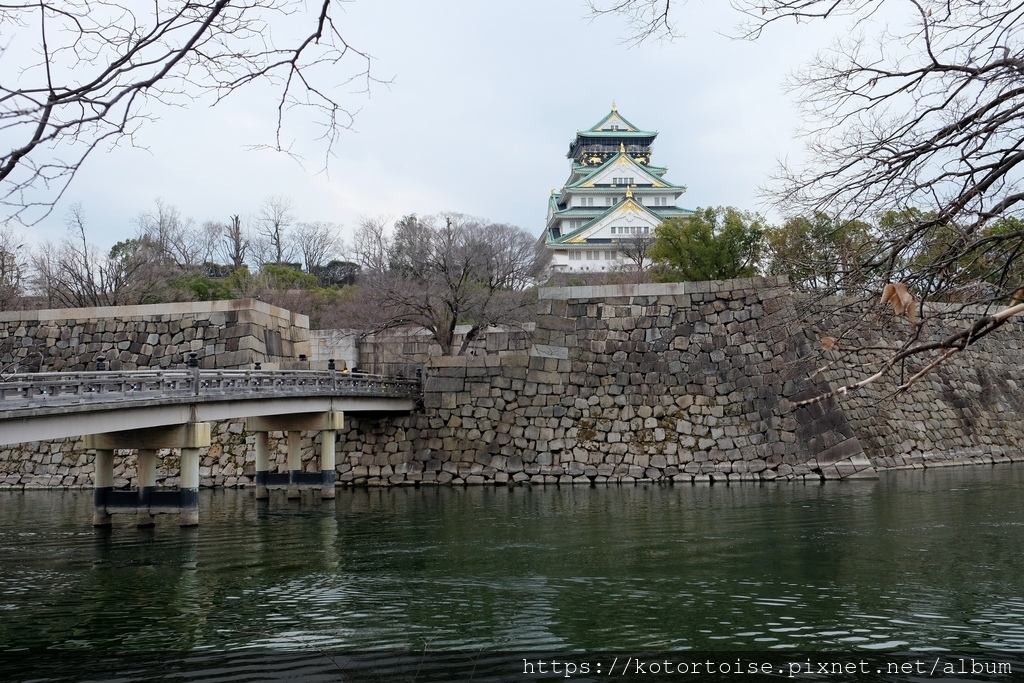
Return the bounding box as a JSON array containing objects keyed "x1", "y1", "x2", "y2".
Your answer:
[{"x1": 544, "y1": 105, "x2": 693, "y2": 273}]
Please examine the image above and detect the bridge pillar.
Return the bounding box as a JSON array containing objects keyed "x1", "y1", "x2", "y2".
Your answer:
[
  {"x1": 245, "y1": 411, "x2": 344, "y2": 501},
  {"x1": 179, "y1": 446, "x2": 201, "y2": 527},
  {"x1": 286, "y1": 431, "x2": 302, "y2": 500},
  {"x1": 254, "y1": 431, "x2": 270, "y2": 501},
  {"x1": 85, "y1": 423, "x2": 211, "y2": 527},
  {"x1": 92, "y1": 449, "x2": 114, "y2": 527},
  {"x1": 137, "y1": 448, "x2": 157, "y2": 527},
  {"x1": 321, "y1": 430, "x2": 336, "y2": 499}
]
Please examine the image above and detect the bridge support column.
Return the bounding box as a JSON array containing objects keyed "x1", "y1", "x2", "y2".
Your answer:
[
  {"x1": 85, "y1": 423, "x2": 211, "y2": 528},
  {"x1": 179, "y1": 446, "x2": 200, "y2": 527},
  {"x1": 286, "y1": 431, "x2": 302, "y2": 500},
  {"x1": 246, "y1": 411, "x2": 344, "y2": 502},
  {"x1": 321, "y1": 430, "x2": 336, "y2": 499},
  {"x1": 254, "y1": 431, "x2": 270, "y2": 501},
  {"x1": 137, "y1": 448, "x2": 157, "y2": 527},
  {"x1": 92, "y1": 449, "x2": 114, "y2": 527}
]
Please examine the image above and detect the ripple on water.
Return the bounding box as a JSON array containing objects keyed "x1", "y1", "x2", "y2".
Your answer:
[{"x1": 0, "y1": 469, "x2": 1023, "y2": 659}]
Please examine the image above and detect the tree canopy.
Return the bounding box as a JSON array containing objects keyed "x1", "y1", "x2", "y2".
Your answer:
[
  {"x1": 649, "y1": 207, "x2": 765, "y2": 282},
  {"x1": 764, "y1": 212, "x2": 874, "y2": 293}
]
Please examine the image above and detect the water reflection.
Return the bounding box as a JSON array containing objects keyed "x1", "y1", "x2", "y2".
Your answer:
[{"x1": 0, "y1": 466, "x2": 1021, "y2": 655}]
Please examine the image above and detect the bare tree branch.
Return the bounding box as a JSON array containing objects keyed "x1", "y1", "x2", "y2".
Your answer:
[
  {"x1": 1, "y1": 1, "x2": 386, "y2": 225},
  {"x1": 342, "y1": 213, "x2": 547, "y2": 355},
  {"x1": 292, "y1": 220, "x2": 342, "y2": 272},
  {"x1": 252, "y1": 196, "x2": 295, "y2": 265},
  {"x1": 587, "y1": 0, "x2": 678, "y2": 43},
  {"x1": 214, "y1": 214, "x2": 250, "y2": 270},
  {"x1": 596, "y1": 0, "x2": 1024, "y2": 397}
]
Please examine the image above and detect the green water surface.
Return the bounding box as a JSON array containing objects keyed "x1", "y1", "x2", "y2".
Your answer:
[{"x1": 0, "y1": 466, "x2": 1022, "y2": 679}]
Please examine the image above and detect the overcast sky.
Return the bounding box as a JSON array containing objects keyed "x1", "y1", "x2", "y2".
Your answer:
[{"x1": 14, "y1": 1, "x2": 853, "y2": 254}]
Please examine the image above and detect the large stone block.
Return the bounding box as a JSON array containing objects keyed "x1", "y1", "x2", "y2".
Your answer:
[{"x1": 425, "y1": 377, "x2": 465, "y2": 393}]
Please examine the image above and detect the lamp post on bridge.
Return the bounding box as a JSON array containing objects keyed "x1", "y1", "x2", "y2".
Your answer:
[{"x1": 188, "y1": 352, "x2": 199, "y2": 396}]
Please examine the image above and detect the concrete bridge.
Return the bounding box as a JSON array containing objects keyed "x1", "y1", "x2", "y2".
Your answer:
[{"x1": 0, "y1": 369, "x2": 419, "y2": 526}]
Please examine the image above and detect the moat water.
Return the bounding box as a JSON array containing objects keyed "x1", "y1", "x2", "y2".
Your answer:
[{"x1": 1, "y1": 466, "x2": 1023, "y2": 681}]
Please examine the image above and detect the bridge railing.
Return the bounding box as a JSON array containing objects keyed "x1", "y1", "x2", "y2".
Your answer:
[{"x1": 0, "y1": 369, "x2": 421, "y2": 410}]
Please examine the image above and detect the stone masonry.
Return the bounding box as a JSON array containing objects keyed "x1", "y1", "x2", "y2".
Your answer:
[
  {"x1": 802, "y1": 296, "x2": 1024, "y2": 471},
  {"x1": 331, "y1": 278, "x2": 876, "y2": 486},
  {"x1": 0, "y1": 299, "x2": 310, "y2": 372},
  {"x1": 1, "y1": 280, "x2": 1022, "y2": 490},
  {"x1": 309, "y1": 324, "x2": 534, "y2": 377},
  {"x1": 0, "y1": 299, "x2": 312, "y2": 489}
]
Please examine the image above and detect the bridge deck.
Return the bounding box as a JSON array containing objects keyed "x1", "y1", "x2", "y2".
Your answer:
[{"x1": 0, "y1": 370, "x2": 419, "y2": 445}]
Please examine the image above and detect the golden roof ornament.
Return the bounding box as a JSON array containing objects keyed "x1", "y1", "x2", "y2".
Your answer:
[
  {"x1": 625, "y1": 186, "x2": 633, "y2": 199},
  {"x1": 612, "y1": 101, "x2": 617, "y2": 111},
  {"x1": 619, "y1": 142, "x2": 625, "y2": 153}
]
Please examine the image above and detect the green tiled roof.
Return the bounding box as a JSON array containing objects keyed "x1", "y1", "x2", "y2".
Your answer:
[
  {"x1": 565, "y1": 152, "x2": 684, "y2": 191},
  {"x1": 547, "y1": 201, "x2": 695, "y2": 245},
  {"x1": 584, "y1": 108, "x2": 657, "y2": 136}
]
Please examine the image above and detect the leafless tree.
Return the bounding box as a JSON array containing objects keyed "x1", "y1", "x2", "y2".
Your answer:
[
  {"x1": 344, "y1": 213, "x2": 548, "y2": 355},
  {"x1": 617, "y1": 233, "x2": 655, "y2": 273},
  {"x1": 214, "y1": 214, "x2": 250, "y2": 271},
  {"x1": 292, "y1": 221, "x2": 342, "y2": 272},
  {"x1": 29, "y1": 203, "x2": 161, "y2": 307},
  {"x1": 0, "y1": 225, "x2": 26, "y2": 309},
  {"x1": 134, "y1": 199, "x2": 212, "y2": 269},
  {"x1": 594, "y1": 0, "x2": 1024, "y2": 399},
  {"x1": 29, "y1": 241, "x2": 62, "y2": 308},
  {"x1": 352, "y1": 215, "x2": 392, "y2": 271},
  {"x1": 253, "y1": 196, "x2": 296, "y2": 266},
  {"x1": 1, "y1": 1, "x2": 383, "y2": 226}
]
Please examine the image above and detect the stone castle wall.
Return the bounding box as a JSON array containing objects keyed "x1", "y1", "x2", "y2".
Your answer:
[
  {"x1": 2, "y1": 280, "x2": 1023, "y2": 490},
  {"x1": 328, "y1": 280, "x2": 1023, "y2": 485},
  {"x1": 803, "y1": 297, "x2": 1024, "y2": 470},
  {"x1": 0, "y1": 299, "x2": 311, "y2": 371},
  {"x1": 329, "y1": 278, "x2": 875, "y2": 486},
  {"x1": 308, "y1": 325, "x2": 533, "y2": 376}
]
